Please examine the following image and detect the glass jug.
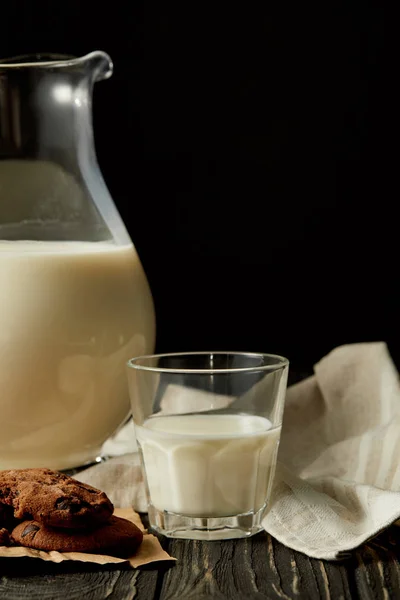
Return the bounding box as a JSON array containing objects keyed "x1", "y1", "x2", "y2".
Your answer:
[{"x1": 0, "y1": 51, "x2": 156, "y2": 470}]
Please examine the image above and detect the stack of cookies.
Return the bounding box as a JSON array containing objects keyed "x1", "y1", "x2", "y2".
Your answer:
[{"x1": 0, "y1": 468, "x2": 143, "y2": 557}]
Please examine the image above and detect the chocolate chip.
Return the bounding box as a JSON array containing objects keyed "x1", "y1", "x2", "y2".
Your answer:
[
  {"x1": 55, "y1": 499, "x2": 70, "y2": 510},
  {"x1": 69, "y1": 502, "x2": 83, "y2": 514},
  {"x1": 22, "y1": 523, "x2": 40, "y2": 538},
  {"x1": 56, "y1": 498, "x2": 84, "y2": 513}
]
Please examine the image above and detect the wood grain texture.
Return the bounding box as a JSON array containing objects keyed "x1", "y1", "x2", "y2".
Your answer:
[
  {"x1": 351, "y1": 526, "x2": 400, "y2": 600},
  {"x1": 1, "y1": 525, "x2": 400, "y2": 599},
  {"x1": 0, "y1": 562, "x2": 159, "y2": 600},
  {"x1": 159, "y1": 526, "x2": 400, "y2": 600}
]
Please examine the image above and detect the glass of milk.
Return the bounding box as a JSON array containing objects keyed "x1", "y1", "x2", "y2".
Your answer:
[{"x1": 127, "y1": 351, "x2": 288, "y2": 540}]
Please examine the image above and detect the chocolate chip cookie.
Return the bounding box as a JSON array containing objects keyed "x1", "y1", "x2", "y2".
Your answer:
[
  {"x1": 12, "y1": 516, "x2": 143, "y2": 557},
  {"x1": 0, "y1": 468, "x2": 113, "y2": 529}
]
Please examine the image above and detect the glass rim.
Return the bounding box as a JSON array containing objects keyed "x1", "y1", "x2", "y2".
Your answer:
[{"x1": 127, "y1": 351, "x2": 289, "y2": 374}]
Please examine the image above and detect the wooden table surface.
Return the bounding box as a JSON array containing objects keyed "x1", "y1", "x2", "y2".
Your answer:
[{"x1": 1, "y1": 520, "x2": 400, "y2": 599}]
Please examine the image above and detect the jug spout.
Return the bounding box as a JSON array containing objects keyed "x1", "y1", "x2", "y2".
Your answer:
[{"x1": 82, "y1": 51, "x2": 113, "y2": 82}]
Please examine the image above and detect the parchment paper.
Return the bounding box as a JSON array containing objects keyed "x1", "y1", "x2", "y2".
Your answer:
[{"x1": 0, "y1": 507, "x2": 175, "y2": 568}]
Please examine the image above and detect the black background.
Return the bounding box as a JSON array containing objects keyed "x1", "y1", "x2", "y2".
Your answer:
[{"x1": 1, "y1": 2, "x2": 395, "y2": 374}]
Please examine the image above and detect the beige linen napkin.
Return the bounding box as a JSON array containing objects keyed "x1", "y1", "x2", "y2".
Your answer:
[{"x1": 77, "y1": 342, "x2": 400, "y2": 560}]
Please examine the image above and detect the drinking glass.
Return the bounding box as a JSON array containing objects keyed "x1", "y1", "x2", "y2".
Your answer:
[{"x1": 127, "y1": 351, "x2": 289, "y2": 540}]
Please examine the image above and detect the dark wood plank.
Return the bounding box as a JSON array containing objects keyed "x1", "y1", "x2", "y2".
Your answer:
[
  {"x1": 1, "y1": 525, "x2": 400, "y2": 599},
  {"x1": 0, "y1": 561, "x2": 160, "y2": 600},
  {"x1": 159, "y1": 526, "x2": 400, "y2": 600},
  {"x1": 351, "y1": 526, "x2": 400, "y2": 600},
  {"x1": 159, "y1": 532, "x2": 352, "y2": 599}
]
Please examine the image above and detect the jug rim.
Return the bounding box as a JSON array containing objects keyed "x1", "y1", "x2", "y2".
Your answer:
[
  {"x1": 0, "y1": 53, "x2": 75, "y2": 67},
  {"x1": 0, "y1": 50, "x2": 112, "y2": 75},
  {"x1": 0, "y1": 51, "x2": 113, "y2": 80}
]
